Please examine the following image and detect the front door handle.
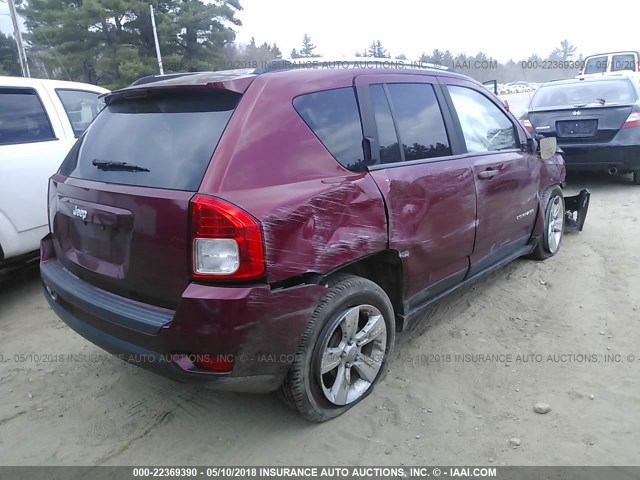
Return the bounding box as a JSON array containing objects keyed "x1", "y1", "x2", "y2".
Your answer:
[{"x1": 478, "y1": 169, "x2": 498, "y2": 180}]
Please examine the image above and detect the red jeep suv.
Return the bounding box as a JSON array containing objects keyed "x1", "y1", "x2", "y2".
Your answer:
[{"x1": 40, "y1": 62, "x2": 589, "y2": 422}]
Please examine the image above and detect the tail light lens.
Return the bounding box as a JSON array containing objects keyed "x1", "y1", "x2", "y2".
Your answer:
[
  {"x1": 520, "y1": 115, "x2": 535, "y2": 134},
  {"x1": 190, "y1": 195, "x2": 265, "y2": 281},
  {"x1": 622, "y1": 111, "x2": 640, "y2": 129}
]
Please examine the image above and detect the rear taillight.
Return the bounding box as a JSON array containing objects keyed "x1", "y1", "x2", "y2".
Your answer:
[
  {"x1": 520, "y1": 115, "x2": 535, "y2": 134},
  {"x1": 622, "y1": 111, "x2": 640, "y2": 129},
  {"x1": 190, "y1": 195, "x2": 265, "y2": 281}
]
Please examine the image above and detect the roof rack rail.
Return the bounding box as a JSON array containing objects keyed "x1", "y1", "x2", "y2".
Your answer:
[
  {"x1": 128, "y1": 57, "x2": 452, "y2": 87},
  {"x1": 254, "y1": 57, "x2": 449, "y2": 74}
]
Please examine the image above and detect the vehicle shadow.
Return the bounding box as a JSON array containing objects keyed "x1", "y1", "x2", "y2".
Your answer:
[
  {"x1": 565, "y1": 170, "x2": 636, "y2": 191},
  {"x1": 0, "y1": 263, "x2": 41, "y2": 299}
]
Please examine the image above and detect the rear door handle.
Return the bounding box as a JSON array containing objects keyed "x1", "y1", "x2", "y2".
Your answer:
[{"x1": 478, "y1": 169, "x2": 498, "y2": 180}]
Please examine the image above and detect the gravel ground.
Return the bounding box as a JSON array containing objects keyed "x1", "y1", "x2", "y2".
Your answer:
[{"x1": 1, "y1": 172, "x2": 639, "y2": 466}]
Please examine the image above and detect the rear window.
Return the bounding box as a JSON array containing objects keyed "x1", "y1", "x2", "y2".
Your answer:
[
  {"x1": 59, "y1": 90, "x2": 239, "y2": 191},
  {"x1": 0, "y1": 88, "x2": 55, "y2": 145},
  {"x1": 293, "y1": 87, "x2": 365, "y2": 171},
  {"x1": 530, "y1": 79, "x2": 637, "y2": 110}
]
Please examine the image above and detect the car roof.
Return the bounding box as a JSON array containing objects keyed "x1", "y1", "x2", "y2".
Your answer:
[
  {"x1": 0, "y1": 75, "x2": 110, "y2": 93},
  {"x1": 584, "y1": 51, "x2": 639, "y2": 58}
]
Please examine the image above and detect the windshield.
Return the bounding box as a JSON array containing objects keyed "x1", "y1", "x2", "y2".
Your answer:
[
  {"x1": 530, "y1": 79, "x2": 637, "y2": 110},
  {"x1": 59, "y1": 90, "x2": 240, "y2": 191}
]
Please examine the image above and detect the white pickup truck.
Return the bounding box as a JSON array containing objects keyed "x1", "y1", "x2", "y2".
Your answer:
[{"x1": 0, "y1": 76, "x2": 109, "y2": 269}]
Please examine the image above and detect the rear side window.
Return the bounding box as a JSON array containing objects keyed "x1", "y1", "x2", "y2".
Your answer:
[
  {"x1": 386, "y1": 83, "x2": 452, "y2": 161},
  {"x1": 448, "y1": 86, "x2": 517, "y2": 153},
  {"x1": 56, "y1": 89, "x2": 105, "y2": 136},
  {"x1": 60, "y1": 90, "x2": 239, "y2": 191},
  {"x1": 0, "y1": 88, "x2": 55, "y2": 145},
  {"x1": 584, "y1": 56, "x2": 608, "y2": 75},
  {"x1": 611, "y1": 54, "x2": 638, "y2": 72},
  {"x1": 370, "y1": 84, "x2": 402, "y2": 164},
  {"x1": 293, "y1": 88, "x2": 365, "y2": 171}
]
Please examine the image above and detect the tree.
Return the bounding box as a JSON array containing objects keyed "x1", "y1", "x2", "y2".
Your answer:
[
  {"x1": 19, "y1": 0, "x2": 243, "y2": 88},
  {"x1": 172, "y1": 0, "x2": 242, "y2": 72},
  {"x1": 225, "y1": 37, "x2": 281, "y2": 66},
  {"x1": 367, "y1": 40, "x2": 388, "y2": 58},
  {"x1": 299, "y1": 33, "x2": 318, "y2": 57},
  {"x1": 0, "y1": 32, "x2": 21, "y2": 76},
  {"x1": 551, "y1": 39, "x2": 577, "y2": 61}
]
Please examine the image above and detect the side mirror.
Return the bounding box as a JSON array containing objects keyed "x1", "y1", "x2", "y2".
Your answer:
[
  {"x1": 526, "y1": 137, "x2": 538, "y2": 154},
  {"x1": 538, "y1": 136, "x2": 557, "y2": 160}
]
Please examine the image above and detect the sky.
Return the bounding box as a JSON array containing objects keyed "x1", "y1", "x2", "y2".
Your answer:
[
  {"x1": 234, "y1": 0, "x2": 637, "y2": 62},
  {"x1": 1, "y1": 0, "x2": 636, "y2": 63}
]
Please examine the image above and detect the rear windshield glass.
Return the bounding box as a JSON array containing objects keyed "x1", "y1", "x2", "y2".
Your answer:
[
  {"x1": 59, "y1": 90, "x2": 239, "y2": 191},
  {"x1": 529, "y1": 79, "x2": 636, "y2": 110}
]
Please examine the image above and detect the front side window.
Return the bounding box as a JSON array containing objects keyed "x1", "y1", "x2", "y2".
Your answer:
[
  {"x1": 448, "y1": 86, "x2": 517, "y2": 153},
  {"x1": 0, "y1": 88, "x2": 55, "y2": 145},
  {"x1": 293, "y1": 88, "x2": 365, "y2": 171},
  {"x1": 56, "y1": 89, "x2": 105, "y2": 136}
]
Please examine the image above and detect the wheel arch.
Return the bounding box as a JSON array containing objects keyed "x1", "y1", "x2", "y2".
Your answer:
[
  {"x1": 530, "y1": 182, "x2": 563, "y2": 242},
  {"x1": 321, "y1": 249, "x2": 405, "y2": 331}
]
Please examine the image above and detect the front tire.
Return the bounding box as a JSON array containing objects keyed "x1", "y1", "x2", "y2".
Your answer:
[
  {"x1": 280, "y1": 275, "x2": 395, "y2": 422},
  {"x1": 530, "y1": 185, "x2": 565, "y2": 260},
  {"x1": 633, "y1": 171, "x2": 640, "y2": 185}
]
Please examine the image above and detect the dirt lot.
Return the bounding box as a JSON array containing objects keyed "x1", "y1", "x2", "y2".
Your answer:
[{"x1": 1, "y1": 172, "x2": 639, "y2": 466}]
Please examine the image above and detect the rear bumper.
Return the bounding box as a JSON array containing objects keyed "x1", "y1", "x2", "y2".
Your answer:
[
  {"x1": 40, "y1": 237, "x2": 328, "y2": 392},
  {"x1": 560, "y1": 143, "x2": 640, "y2": 172}
]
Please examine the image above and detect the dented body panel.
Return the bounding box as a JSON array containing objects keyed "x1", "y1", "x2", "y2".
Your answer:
[{"x1": 368, "y1": 161, "x2": 476, "y2": 301}]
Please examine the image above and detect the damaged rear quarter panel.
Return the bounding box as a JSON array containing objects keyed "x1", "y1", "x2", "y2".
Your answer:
[
  {"x1": 220, "y1": 176, "x2": 388, "y2": 283},
  {"x1": 199, "y1": 72, "x2": 389, "y2": 283}
]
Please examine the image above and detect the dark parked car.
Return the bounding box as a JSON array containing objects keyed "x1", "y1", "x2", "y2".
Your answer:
[
  {"x1": 520, "y1": 74, "x2": 640, "y2": 183},
  {"x1": 40, "y1": 62, "x2": 588, "y2": 422}
]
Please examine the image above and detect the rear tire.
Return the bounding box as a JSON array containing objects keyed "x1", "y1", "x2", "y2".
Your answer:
[
  {"x1": 280, "y1": 275, "x2": 395, "y2": 422},
  {"x1": 633, "y1": 171, "x2": 640, "y2": 185},
  {"x1": 529, "y1": 186, "x2": 565, "y2": 261}
]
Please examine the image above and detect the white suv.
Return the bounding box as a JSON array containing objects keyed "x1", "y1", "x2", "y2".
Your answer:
[{"x1": 0, "y1": 76, "x2": 108, "y2": 269}]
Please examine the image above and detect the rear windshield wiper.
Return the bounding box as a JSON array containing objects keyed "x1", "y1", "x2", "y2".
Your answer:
[
  {"x1": 92, "y1": 159, "x2": 150, "y2": 172},
  {"x1": 574, "y1": 98, "x2": 606, "y2": 107}
]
